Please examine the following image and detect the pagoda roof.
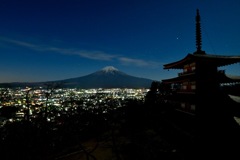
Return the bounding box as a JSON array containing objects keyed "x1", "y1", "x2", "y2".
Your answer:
[
  {"x1": 218, "y1": 73, "x2": 240, "y2": 84},
  {"x1": 229, "y1": 95, "x2": 240, "y2": 103},
  {"x1": 164, "y1": 53, "x2": 240, "y2": 69}
]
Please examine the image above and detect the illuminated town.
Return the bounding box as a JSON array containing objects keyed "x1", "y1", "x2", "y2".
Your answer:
[{"x1": 0, "y1": 87, "x2": 149, "y2": 127}]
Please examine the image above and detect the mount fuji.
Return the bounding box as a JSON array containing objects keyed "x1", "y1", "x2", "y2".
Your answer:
[
  {"x1": 0, "y1": 66, "x2": 154, "y2": 88},
  {"x1": 59, "y1": 66, "x2": 154, "y2": 88}
]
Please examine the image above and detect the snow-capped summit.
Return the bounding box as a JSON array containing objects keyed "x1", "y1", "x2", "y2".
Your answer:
[{"x1": 101, "y1": 66, "x2": 119, "y2": 73}]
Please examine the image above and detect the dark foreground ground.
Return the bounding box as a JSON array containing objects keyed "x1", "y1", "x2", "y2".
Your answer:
[{"x1": 1, "y1": 101, "x2": 240, "y2": 160}]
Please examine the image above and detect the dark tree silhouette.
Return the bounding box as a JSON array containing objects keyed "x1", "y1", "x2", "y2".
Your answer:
[
  {"x1": 43, "y1": 82, "x2": 62, "y2": 119},
  {"x1": 0, "y1": 106, "x2": 18, "y2": 119},
  {"x1": 145, "y1": 81, "x2": 160, "y2": 106}
]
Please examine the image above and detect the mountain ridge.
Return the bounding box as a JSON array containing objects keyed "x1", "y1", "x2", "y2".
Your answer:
[
  {"x1": 60, "y1": 66, "x2": 154, "y2": 88},
  {"x1": 0, "y1": 66, "x2": 155, "y2": 89}
]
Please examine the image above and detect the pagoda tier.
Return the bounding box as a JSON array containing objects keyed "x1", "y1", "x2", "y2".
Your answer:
[{"x1": 163, "y1": 69, "x2": 240, "y2": 84}]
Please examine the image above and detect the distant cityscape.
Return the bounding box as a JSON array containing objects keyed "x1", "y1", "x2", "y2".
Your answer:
[{"x1": 0, "y1": 87, "x2": 149, "y2": 127}]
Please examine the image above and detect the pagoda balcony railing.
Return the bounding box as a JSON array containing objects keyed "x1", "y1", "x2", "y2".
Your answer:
[
  {"x1": 179, "y1": 69, "x2": 225, "y2": 76},
  {"x1": 178, "y1": 70, "x2": 195, "y2": 76},
  {"x1": 176, "y1": 85, "x2": 196, "y2": 94}
]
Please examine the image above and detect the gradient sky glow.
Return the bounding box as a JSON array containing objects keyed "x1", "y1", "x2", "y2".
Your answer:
[{"x1": 0, "y1": 0, "x2": 240, "y2": 83}]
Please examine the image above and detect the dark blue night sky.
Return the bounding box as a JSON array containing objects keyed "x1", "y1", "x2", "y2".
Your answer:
[{"x1": 0, "y1": 0, "x2": 239, "y2": 82}]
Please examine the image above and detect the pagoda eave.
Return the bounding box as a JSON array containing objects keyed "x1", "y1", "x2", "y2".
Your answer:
[
  {"x1": 164, "y1": 53, "x2": 240, "y2": 69},
  {"x1": 164, "y1": 54, "x2": 192, "y2": 69},
  {"x1": 218, "y1": 73, "x2": 240, "y2": 84}
]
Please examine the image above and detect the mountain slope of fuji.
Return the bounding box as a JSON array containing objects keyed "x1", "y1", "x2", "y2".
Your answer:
[
  {"x1": 0, "y1": 66, "x2": 154, "y2": 88},
  {"x1": 60, "y1": 66, "x2": 153, "y2": 88}
]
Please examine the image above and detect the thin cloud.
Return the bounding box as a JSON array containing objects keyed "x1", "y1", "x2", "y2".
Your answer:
[
  {"x1": 0, "y1": 37, "x2": 117, "y2": 61},
  {"x1": 50, "y1": 49, "x2": 118, "y2": 61},
  {"x1": 118, "y1": 57, "x2": 162, "y2": 68},
  {"x1": 75, "y1": 51, "x2": 117, "y2": 61},
  {"x1": 0, "y1": 37, "x2": 38, "y2": 49},
  {"x1": 0, "y1": 37, "x2": 163, "y2": 67},
  {"x1": 42, "y1": 47, "x2": 116, "y2": 60}
]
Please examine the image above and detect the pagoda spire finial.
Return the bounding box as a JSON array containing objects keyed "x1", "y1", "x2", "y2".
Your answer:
[{"x1": 194, "y1": 9, "x2": 205, "y2": 54}]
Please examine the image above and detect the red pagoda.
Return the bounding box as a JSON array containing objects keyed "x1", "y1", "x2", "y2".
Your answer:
[{"x1": 162, "y1": 10, "x2": 240, "y2": 117}]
